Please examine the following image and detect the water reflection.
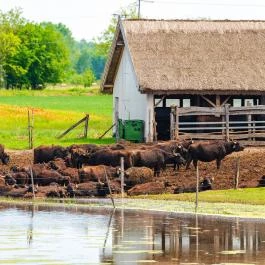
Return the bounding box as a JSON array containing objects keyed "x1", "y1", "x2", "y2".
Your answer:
[{"x1": 0, "y1": 203, "x2": 264, "y2": 264}]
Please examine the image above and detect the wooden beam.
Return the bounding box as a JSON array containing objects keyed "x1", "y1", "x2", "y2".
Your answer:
[
  {"x1": 200, "y1": 95, "x2": 216, "y2": 108},
  {"x1": 57, "y1": 116, "x2": 87, "y2": 139},
  {"x1": 221, "y1": 96, "x2": 231, "y2": 107},
  {"x1": 216, "y1": 95, "x2": 221, "y2": 107},
  {"x1": 154, "y1": 96, "x2": 165, "y2": 107}
]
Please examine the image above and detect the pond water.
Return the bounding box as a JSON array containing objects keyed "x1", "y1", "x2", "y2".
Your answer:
[{"x1": 0, "y1": 203, "x2": 265, "y2": 265}]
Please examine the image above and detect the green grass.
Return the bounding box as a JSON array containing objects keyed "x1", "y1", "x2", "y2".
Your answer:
[
  {"x1": 0, "y1": 86, "x2": 115, "y2": 149},
  {"x1": 134, "y1": 187, "x2": 265, "y2": 205}
]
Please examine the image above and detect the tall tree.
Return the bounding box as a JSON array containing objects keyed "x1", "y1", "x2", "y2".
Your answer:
[{"x1": 0, "y1": 9, "x2": 24, "y2": 87}]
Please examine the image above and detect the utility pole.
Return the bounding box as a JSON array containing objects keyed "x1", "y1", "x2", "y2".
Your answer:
[
  {"x1": 138, "y1": 0, "x2": 141, "y2": 18},
  {"x1": 138, "y1": 0, "x2": 154, "y2": 19}
]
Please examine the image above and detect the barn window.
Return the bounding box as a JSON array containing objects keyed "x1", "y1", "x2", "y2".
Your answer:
[
  {"x1": 182, "y1": 98, "x2": 191, "y2": 107},
  {"x1": 166, "y1": 99, "x2": 180, "y2": 107},
  {"x1": 244, "y1": 99, "x2": 254, "y2": 106},
  {"x1": 233, "y1": 99, "x2": 242, "y2": 107}
]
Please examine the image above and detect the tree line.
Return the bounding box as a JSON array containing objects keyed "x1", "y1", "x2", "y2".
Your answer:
[{"x1": 0, "y1": 9, "x2": 117, "y2": 89}]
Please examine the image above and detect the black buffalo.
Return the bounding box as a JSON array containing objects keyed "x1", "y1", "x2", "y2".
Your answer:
[
  {"x1": 0, "y1": 144, "x2": 9, "y2": 165},
  {"x1": 133, "y1": 148, "x2": 180, "y2": 177},
  {"x1": 85, "y1": 149, "x2": 133, "y2": 169},
  {"x1": 34, "y1": 145, "x2": 69, "y2": 163},
  {"x1": 186, "y1": 140, "x2": 244, "y2": 169}
]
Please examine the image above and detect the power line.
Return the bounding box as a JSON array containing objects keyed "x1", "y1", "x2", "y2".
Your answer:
[{"x1": 143, "y1": 0, "x2": 265, "y2": 7}]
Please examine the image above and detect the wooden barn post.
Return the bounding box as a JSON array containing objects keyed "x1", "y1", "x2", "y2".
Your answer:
[
  {"x1": 170, "y1": 105, "x2": 176, "y2": 140},
  {"x1": 175, "y1": 106, "x2": 179, "y2": 140},
  {"x1": 224, "y1": 104, "x2": 230, "y2": 141}
]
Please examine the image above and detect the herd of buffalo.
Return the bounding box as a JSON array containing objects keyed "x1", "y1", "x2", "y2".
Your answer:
[{"x1": 0, "y1": 139, "x2": 244, "y2": 198}]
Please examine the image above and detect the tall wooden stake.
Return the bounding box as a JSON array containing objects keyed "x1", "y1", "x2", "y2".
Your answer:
[
  {"x1": 84, "y1": 114, "x2": 89, "y2": 138},
  {"x1": 104, "y1": 166, "x2": 115, "y2": 208},
  {"x1": 28, "y1": 109, "x2": 33, "y2": 149},
  {"x1": 120, "y1": 157, "x2": 125, "y2": 198},
  {"x1": 234, "y1": 157, "x2": 240, "y2": 189},
  {"x1": 30, "y1": 167, "x2": 35, "y2": 200},
  {"x1": 195, "y1": 163, "x2": 199, "y2": 212}
]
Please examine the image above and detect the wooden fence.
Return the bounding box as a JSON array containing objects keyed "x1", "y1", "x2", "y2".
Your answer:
[{"x1": 170, "y1": 104, "x2": 265, "y2": 145}]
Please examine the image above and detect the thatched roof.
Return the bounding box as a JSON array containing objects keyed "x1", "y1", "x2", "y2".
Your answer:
[{"x1": 101, "y1": 19, "x2": 265, "y2": 94}]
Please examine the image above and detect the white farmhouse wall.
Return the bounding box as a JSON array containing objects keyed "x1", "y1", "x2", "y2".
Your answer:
[{"x1": 113, "y1": 46, "x2": 153, "y2": 141}]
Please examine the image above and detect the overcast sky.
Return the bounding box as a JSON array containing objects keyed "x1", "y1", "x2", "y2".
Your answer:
[{"x1": 1, "y1": 0, "x2": 265, "y2": 41}]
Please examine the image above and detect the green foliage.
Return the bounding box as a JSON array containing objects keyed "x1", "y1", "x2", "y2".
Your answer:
[
  {"x1": 0, "y1": 9, "x2": 70, "y2": 89},
  {"x1": 0, "y1": 5, "x2": 137, "y2": 88},
  {"x1": 95, "y1": 6, "x2": 138, "y2": 56},
  {"x1": 83, "y1": 69, "x2": 95, "y2": 87}
]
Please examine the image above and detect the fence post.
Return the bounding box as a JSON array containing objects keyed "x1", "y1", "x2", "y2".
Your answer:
[
  {"x1": 84, "y1": 114, "x2": 89, "y2": 138},
  {"x1": 104, "y1": 166, "x2": 115, "y2": 208},
  {"x1": 30, "y1": 167, "x2": 35, "y2": 200},
  {"x1": 224, "y1": 104, "x2": 230, "y2": 141},
  {"x1": 120, "y1": 157, "x2": 125, "y2": 198},
  {"x1": 153, "y1": 118, "x2": 157, "y2": 143},
  {"x1": 28, "y1": 109, "x2": 34, "y2": 149},
  {"x1": 175, "y1": 106, "x2": 179, "y2": 140},
  {"x1": 195, "y1": 163, "x2": 199, "y2": 212},
  {"x1": 234, "y1": 157, "x2": 240, "y2": 189},
  {"x1": 170, "y1": 106, "x2": 175, "y2": 140}
]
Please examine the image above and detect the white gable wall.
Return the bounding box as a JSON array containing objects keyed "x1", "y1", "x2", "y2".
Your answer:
[{"x1": 113, "y1": 46, "x2": 153, "y2": 142}]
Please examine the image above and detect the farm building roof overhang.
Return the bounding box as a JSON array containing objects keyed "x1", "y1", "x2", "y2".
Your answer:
[{"x1": 101, "y1": 19, "x2": 265, "y2": 95}]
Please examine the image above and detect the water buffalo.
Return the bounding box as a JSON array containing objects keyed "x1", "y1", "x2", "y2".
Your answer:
[
  {"x1": 34, "y1": 145, "x2": 69, "y2": 163},
  {"x1": 0, "y1": 144, "x2": 9, "y2": 165},
  {"x1": 124, "y1": 167, "x2": 154, "y2": 187},
  {"x1": 85, "y1": 149, "x2": 133, "y2": 169},
  {"x1": 132, "y1": 148, "x2": 179, "y2": 176},
  {"x1": 79, "y1": 165, "x2": 118, "y2": 184},
  {"x1": 140, "y1": 140, "x2": 191, "y2": 170},
  {"x1": 186, "y1": 140, "x2": 244, "y2": 169}
]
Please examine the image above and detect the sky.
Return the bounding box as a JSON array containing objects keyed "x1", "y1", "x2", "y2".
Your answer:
[{"x1": 1, "y1": 0, "x2": 265, "y2": 41}]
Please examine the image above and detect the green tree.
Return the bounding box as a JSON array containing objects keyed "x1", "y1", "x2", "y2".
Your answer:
[
  {"x1": 4, "y1": 20, "x2": 70, "y2": 89},
  {"x1": 82, "y1": 68, "x2": 95, "y2": 87},
  {"x1": 0, "y1": 9, "x2": 24, "y2": 87},
  {"x1": 95, "y1": 6, "x2": 137, "y2": 56}
]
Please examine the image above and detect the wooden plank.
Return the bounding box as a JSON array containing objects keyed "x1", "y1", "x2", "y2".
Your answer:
[
  {"x1": 179, "y1": 127, "x2": 225, "y2": 130},
  {"x1": 179, "y1": 121, "x2": 226, "y2": 125},
  {"x1": 200, "y1": 95, "x2": 216, "y2": 107},
  {"x1": 221, "y1": 96, "x2": 231, "y2": 107},
  {"x1": 57, "y1": 116, "x2": 87, "y2": 139},
  {"x1": 98, "y1": 123, "x2": 116, "y2": 139}
]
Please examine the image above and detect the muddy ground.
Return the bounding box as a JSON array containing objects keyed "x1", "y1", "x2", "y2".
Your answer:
[{"x1": 2, "y1": 147, "x2": 265, "y2": 194}]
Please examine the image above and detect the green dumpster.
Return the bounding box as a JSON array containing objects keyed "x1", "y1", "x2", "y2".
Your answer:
[{"x1": 123, "y1": 120, "x2": 144, "y2": 142}]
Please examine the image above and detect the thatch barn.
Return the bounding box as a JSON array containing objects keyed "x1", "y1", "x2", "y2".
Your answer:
[{"x1": 101, "y1": 19, "x2": 265, "y2": 142}]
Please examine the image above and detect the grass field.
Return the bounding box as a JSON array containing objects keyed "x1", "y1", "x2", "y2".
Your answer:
[
  {"x1": 134, "y1": 187, "x2": 265, "y2": 205},
  {"x1": 0, "y1": 86, "x2": 114, "y2": 149}
]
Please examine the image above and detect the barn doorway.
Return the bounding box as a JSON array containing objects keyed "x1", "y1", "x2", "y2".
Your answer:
[{"x1": 154, "y1": 96, "x2": 194, "y2": 140}]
